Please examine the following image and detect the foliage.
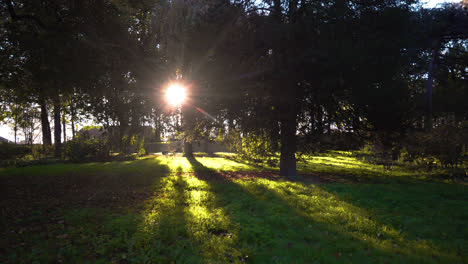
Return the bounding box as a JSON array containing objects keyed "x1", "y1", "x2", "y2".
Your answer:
[
  {"x1": 0, "y1": 143, "x2": 57, "y2": 168},
  {"x1": 404, "y1": 123, "x2": 468, "y2": 169},
  {"x1": 120, "y1": 135, "x2": 131, "y2": 154},
  {"x1": 138, "y1": 136, "x2": 146, "y2": 156},
  {"x1": 120, "y1": 134, "x2": 144, "y2": 155},
  {"x1": 0, "y1": 142, "x2": 30, "y2": 161},
  {"x1": 63, "y1": 134, "x2": 110, "y2": 162},
  {"x1": 31, "y1": 143, "x2": 54, "y2": 159},
  {"x1": 298, "y1": 132, "x2": 364, "y2": 154},
  {"x1": 239, "y1": 132, "x2": 277, "y2": 163},
  {"x1": 1, "y1": 0, "x2": 467, "y2": 173},
  {"x1": 216, "y1": 128, "x2": 243, "y2": 154}
]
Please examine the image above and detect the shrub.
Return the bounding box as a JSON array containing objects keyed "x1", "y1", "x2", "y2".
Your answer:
[
  {"x1": 240, "y1": 132, "x2": 276, "y2": 161},
  {"x1": 424, "y1": 125, "x2": 466, "y2": 167},
  {"x1": 0, "y1": 143, "x2": 30, "y2": 161},
  {"x1": 403, "y1": 123, "x2": 468, "y2": 169},
  {"x1": 31, "y1": 144, "x2": 54, "y2": 159},
  {"x1": 138, "y1": 137, "x2": 146, "y2": 156},
  {"x1": 64, "y1": 134, "x2": 110, "y2": 162},
  {"x1": 120, "y1": 134, "x2": 141, "y2": 154}
]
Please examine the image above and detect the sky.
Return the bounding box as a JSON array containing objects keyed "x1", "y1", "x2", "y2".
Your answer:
[
  {"x1": 0, "y1": 0, "x2": 461, "y2": 142},
  {"x1": 424, "y1": 0, "x2": 460, "y2": 7}
]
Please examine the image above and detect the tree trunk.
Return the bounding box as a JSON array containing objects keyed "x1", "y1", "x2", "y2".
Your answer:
[
  {"x1": 279, "y1": 112, "x2": 297, "y2": 178},
  {"x1": 71, "y1": 117, "x2": 75, "y2": 139},
  {"x1": 154, "y1": 113, "x2": 161, "y2": 142},
  {"x1": 53, "y1": 94, "x2": 62, "y2": 157},
  {"x1": 62, "y1": 119, "x2": 66, "y2": 142},
  {"x1": 184, "y1": 141, "x2": 193, "y2": 157},
  {"x1": 279, "y1": 84, "x2": 298, "y2": 178},
  {"x1": 425, "y1": 42, "x2": 439, "y2": 131},
  {"x1": 40, "y1": 97, "x2": 52, "y2": 146},
  {"x1": 182, "y1": 104, "x2": 195, "y2": 157},
  {"x1": 70, "y1": 97, "x2": 76, "y2": 139},
  {"x1": 62, "y1": 109, "x2": 67, "y2": 143},
  {"x1": 274, "y1": 0, "x2": 299, "y2": 178}
]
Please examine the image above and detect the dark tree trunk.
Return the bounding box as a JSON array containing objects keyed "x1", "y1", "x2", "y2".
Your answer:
[
  {"x1": 154, "y1": 113, "x2": 161, "y2": 142},
  {"x1": 279, "y1": 83, "x2": 298, "y2": 178},
  {"x1": 425, "y1": 42, "x2": 439, "y2": 131},
  {"x1": 117, "y1": 109, "x2": 129, "y2": 152},
  {"x1": 274, "y1": 0, "x2": 300, "y2": 178},
  {"x1": 62, "y1": 110, "x2": 67, "y2": 143},
  {"x1": 39, "y1": 97, "x2": 52, "y2": 146},
  {"x1": 182, "y1": 104, "x2": 195, "y2": 157},
  {"x1": 53, "y1": 94, "x2": 62, "y2": 157},
  {"x1": 184, "y1": 141, "x2": 193, "y2": 157},
  {"x1": 279, "y1": 112, "x2": 297, "y2": 178},
  {"x1": 71, "y1": 117, "x2": 75, "y2": 139},
  {"x1": 70, "y1": 97, "x2": 76, "y2": 139}
]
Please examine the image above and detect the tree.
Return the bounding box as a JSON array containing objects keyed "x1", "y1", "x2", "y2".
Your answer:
[{"x1": 419, "y1": 3, "x2": 468, "y2": 130}]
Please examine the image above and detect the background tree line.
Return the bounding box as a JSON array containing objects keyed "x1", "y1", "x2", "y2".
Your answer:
[{"x1": 0, "y1": 0, "x2": 467, "y2": 176}]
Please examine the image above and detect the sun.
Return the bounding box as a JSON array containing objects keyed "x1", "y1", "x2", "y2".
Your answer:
[{"x1": 165, "y1": 84, "x2": 186, "y2": 106}]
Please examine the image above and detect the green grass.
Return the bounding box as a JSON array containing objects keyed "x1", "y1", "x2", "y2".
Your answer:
[{"x1": 1, "y1": 153, "x2": 466, "y2": 263}]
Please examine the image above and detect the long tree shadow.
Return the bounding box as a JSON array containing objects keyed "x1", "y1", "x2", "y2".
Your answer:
[
  {"x1": 319, "y1": 182, "x2": 467, "y2": 261},
  {"x1": 186, "y1": 157, "x2": 463, "y2": 263},
  {"x1": 127, "y1": 165, "x2": 204, "y2": 263},
  {"x1": 219, "y1": 154, "x2": 273, "y2": 171},
  {"x1": 0, "y1": 157, "x2": 183, "y2": 263}
]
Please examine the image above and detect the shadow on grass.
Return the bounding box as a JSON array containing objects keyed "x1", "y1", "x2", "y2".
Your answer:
[
  {"x1": 0, "y1": 158, "x2": 176, "y2": 263},
  {"x1": 2, "y1": 156, "x2": 465, "y2": 263},
  {"x1": 125, "y1": 166, "x2": 204, "y2": 263},
  {"x1": 320, "y1": 182, "x2": 467, "y2": 260},
  {"x1": 186, "y1": 156, "x2": 463, "y2": 263},
  {"x1": 219, "y1": 154, "x2": 274, "y2": 171}
]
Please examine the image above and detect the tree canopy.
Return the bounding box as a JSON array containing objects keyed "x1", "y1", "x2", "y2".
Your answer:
[{"x1": 1, "y1": 0, "x2": 467, "y2": 175}]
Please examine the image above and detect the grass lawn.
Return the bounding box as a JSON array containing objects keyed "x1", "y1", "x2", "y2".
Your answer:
[{"x1": 0, "y1": 153, "x2": 466, "y2": 263}]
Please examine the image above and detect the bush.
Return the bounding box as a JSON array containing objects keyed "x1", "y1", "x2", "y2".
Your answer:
[
  {"x1": 138, "y1": 137, "x2": 146, "y2": 156},
  {"x1": 120, "y1": 134, "x2": 142, "y2": 154},
  {"x1": 424, "y1": 125, "x2": 466, "y2": 167},
  {"x1": 0, "y1": 143, "x2": 31, "y2": 161},
  {"x1": 240, "y1": 132, "x2": 277, "y2": 161},
  {"x1": 403, "y1": 123, "x2": 468, "y2": 169},
  {"x1": 358, "y1": 141, "x2": 398, "y2": 171},
  {"x1": 64, "y1": 134, "x2": 110, "y2": 162},
  {"x1": 31, "y1": 144, "x2": 54, "y2": 159}
]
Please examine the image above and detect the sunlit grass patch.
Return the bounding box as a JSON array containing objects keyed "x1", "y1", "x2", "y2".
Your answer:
[
  {"x1": 130, "y1": 168, "x2": 245, "y2": 263},
  {"x1": 158, "y1": 156, "x2": 258, "y2": 173}
]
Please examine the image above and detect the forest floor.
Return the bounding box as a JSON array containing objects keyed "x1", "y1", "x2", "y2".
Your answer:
[{"x1": 0, "y1": 152, "x2": 466, "y2": 263}]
